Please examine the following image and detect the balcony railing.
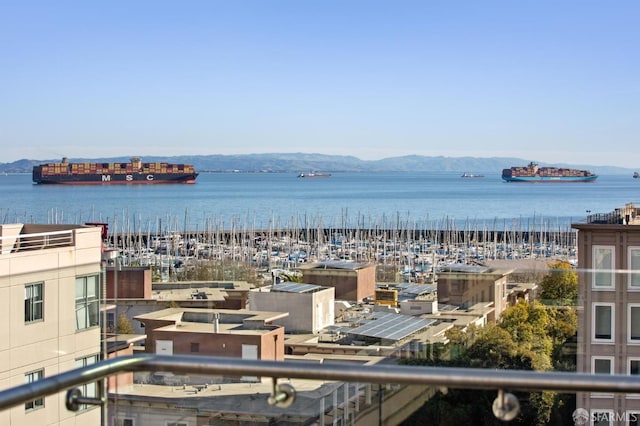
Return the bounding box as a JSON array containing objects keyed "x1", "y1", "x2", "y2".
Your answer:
[
  {"x1": 586, "y1": 203, "x2": 640, "y2": 224},
  {"x1": 0, "y1": 229, "x2": 74, "y2": 253},
  {"x1": 1, "y1": 354, "x2": 640, "y2": 422}
]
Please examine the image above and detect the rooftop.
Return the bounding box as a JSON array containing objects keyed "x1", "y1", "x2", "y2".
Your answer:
[
  {"x1": 297, "y1": 260, "x2": 374, "y2": 271},
  {"x1": 0, "y1": 223, "x2": 96, "y2": 254},
  {"x1": 578, "y1": 202, "x2": 640, "y2": 226},
  {"x1": 134, "y1": 308, "x2": 289, "y2": 333}
]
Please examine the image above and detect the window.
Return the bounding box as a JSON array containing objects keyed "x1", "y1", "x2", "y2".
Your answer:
[
  {"x1": 114, "y1": 418, "x2": 134, "y2": 426},
  {"x1": 25, "y1": 283, "x2": 43, "y2": 323},
  {"x1": 591, "y1": 410, "x2": 613, "y2": 426},
  {"x1": 107, "y1": 312, "x2": 115, "y2": 333},
  {"x1": 190, "y1": 343, "x2": 199, "y2": 353},
  {"x1": 591, "y1": 356, "x2": 614, "y2": 399},
  {"x1": 593, "y1": 246, "x2": 615, "y2": 289},
  {"x1": 626, "y1": 411, "x2": 640, "y2": 426},
  {"x1": 76, "y1": 275, "x2": 99, "y2": 330},
  {"x1": 593, "y1": 303, "x2": 614, "y2": 342},
  {"x1": 75, "y1": 355, "x2": 98, "y2": 410},
  {"x1": 629, "y1": 304, "x2": 640, "y2": 343},
  {"x1": 630, "y1": 247, "x2": 640, "y2": 289},
  {"x1": 167, "y1": 422, "x2": 188, "y2": 426},
  {"x1": 25, "y1": 370, "x2": 44, "y2": 410},
  {"x1": 592, "y1": 356, "x2": 613, "y2": 374}
]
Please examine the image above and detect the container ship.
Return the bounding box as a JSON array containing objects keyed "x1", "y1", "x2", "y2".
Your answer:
[
  {"x1": 501, "y1": 162, "x2": 597, "y2": 183},
  {"x1": 32, "y1": 157, "x2": 199, "y2": 185}
]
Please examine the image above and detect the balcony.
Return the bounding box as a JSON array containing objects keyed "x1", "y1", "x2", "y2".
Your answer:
[{"x1": 0, "y1": 225, "x2": 79, "y2": 254}]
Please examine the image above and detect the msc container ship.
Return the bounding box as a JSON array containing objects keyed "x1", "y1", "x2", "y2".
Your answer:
[
  {"x1": 32, "y1": 157, "x2": 199, "y2": 185},
  {"x1": 502, "y1": 162, "x2": 597, "y2": 183}
]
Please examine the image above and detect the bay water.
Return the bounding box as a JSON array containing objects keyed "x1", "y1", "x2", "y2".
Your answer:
[{"x1": 1, "y1": 172, "x2": 638, "y2": 232}]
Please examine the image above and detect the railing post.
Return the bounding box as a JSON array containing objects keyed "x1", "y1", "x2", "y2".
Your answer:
[{"x1": 65, "y1": 388, "x2": 104, "y2": 412}]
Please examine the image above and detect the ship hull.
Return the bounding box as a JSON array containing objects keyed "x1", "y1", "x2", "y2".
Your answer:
[{"x1": 33, "y1": 172, "x2": 198, "y2": 185}]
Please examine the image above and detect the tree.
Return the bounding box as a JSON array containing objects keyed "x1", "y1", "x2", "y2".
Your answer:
[
  {"x1": 116, "y1": 312, "x2": 134, "y2": 334},
  {"x1": 404, "y1": 294, "x2": 580, "y2": 425},
  {"x1": 539, "y1": 260, "x2": 578, "y2": 306},
  {"x1": 280, "y1": 271, "x2": 303, "y2": 283},
  {"x1": 546, "y1": 307, "x2": 577, "y2": 348},
  {"x1": 499, "y1": 300, "x2": 552, "y2": 369},
  {"x1": 465, "y1": 323, "x2": 520, "y2": 369}
]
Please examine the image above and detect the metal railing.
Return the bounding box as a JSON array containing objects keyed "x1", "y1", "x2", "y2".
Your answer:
[
  {"x1": 0, "y1": 229, "x2": 74, "y2": 253},
  {"x1": 2, "y1": 354, "x2": 640, "y2": 421}
]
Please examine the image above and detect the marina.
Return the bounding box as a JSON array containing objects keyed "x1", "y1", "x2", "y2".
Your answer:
[{"x1": 103, "y1": 216, "x2": 578, "y2": 283}]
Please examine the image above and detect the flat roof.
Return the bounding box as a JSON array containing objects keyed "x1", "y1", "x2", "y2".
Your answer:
[
  {"x1": 134, "y1": 308, "x2": 288, "y2": 325},
  {"x1": 271, "y1": 283, "x2": 324, "y2": 293},
  {"x1": 439, "y1": 264, "x2": 491, "y2": 273},
  {"x1": 298, "y1": 260, "x2": 373, "y2": 271},
  {"x1": 153, "y1": 288, "x2": 228, "y2": 301}
]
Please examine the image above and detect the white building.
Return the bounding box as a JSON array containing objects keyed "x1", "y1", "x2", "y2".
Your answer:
[
  {"x1": 0, "y1": 224, "x2": 103, "y2": 425},
  {"x1": 249, "y1": 283, "x2": 335, "y2": 333}
]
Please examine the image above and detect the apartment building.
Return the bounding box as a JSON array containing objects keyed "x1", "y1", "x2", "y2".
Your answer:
[
  {"x1": 573, "y1": 204, "x2": 640, "y2": 424},
  {"x1": 0, "y1": 224, "x2": 103, "y2": 425}
]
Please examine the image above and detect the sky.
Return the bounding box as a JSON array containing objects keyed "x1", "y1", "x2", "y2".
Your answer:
[{"x1": 1, "y1": 1, "x2": 638, "y2": 167}]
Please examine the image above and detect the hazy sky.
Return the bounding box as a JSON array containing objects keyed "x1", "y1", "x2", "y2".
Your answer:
[{"x1": 1, "y1": 1, "x2": 638, "y2": 166}]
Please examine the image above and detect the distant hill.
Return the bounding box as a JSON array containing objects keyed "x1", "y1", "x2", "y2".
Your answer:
[{"x1": 0, "y1": 153, "x2": 633, "y2": 175}]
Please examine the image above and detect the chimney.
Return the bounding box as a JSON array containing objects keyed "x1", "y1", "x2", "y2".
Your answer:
[{"x1": 213, "y1": 312, "x2": 220, "y2": 333}]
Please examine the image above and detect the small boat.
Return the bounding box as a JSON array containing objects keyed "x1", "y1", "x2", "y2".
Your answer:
[
  {"x1": 298, "y1": 172, "x2": 331, "y2": 178},
  {"x1": 461, "y1": 173, "x2": 484, "y2": 178},
  {"x1": 634, "y1": 172, "x2": 639, "y2": 179}
]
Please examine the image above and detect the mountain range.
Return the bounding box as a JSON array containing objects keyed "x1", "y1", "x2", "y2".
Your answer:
[{"x1": 0, "y1": 153, "x2": 634, "y2": 175}]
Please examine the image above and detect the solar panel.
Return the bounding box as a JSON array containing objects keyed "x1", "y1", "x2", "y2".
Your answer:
[
  {"x1": 438, "y1": 304, "x2": 460, "y2": 312},
  {"x1": 272, "y1": 283, "x2": 322, "y2": 293},
  {"x1": 397, "y1": 283, "x2": 436, "y2": 296},
  {"x1": 318, "y1": 260, "x2": 363, "y2": 270},
  {"x1": 347, "y1": 312, "x2": 435, "y2": 341}
]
